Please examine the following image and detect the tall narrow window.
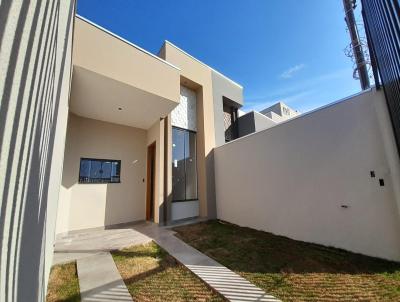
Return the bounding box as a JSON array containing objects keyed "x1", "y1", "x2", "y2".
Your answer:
[
  {"x1": 223, "y1": 97, "x2": 239, "y2": 143},
  {"x1": 172, "y1": 127, "x2": 198, "y2": 201}
]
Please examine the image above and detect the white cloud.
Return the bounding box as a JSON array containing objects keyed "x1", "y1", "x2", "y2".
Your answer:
[
  {"x1": 280, "y1": 64, "x2": 306, "y2": 79},
  {"x1": 243, "y1": 68, "x2": 356, "y2": 112},
  {"x1": 248, "y1": 68, "x2": 352, "y2": 103},
  {"x1": 280, "y1": 90, "x2": 316, "y2": 105}
]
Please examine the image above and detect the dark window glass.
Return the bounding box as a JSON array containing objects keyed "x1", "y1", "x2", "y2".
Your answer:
[
  {"x1": 185, "y1": 130, "x2": 197, "y2": 200},
  {"x1": 79, "y1": 158, "x2": 121, "y2": 183},
  {"x1": 172, "y1": 129, "x2": 186, "y2": 201},
  {"x1": 223, "y1": 101, "x2": 239, "y2": 142},
  {"x1": 172, "y1": 127, "x2": 198, "y2": 201}
]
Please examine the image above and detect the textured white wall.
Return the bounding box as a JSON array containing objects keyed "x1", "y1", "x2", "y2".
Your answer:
[
  {"x1": 215, "y1": 89, "x2": 400, "y2": 261},
  {"x1": 0, "y1": 1, "x2": 75, "y2": 301},
  {"x1": 171, "y1": 85, "x2": 197, "y2": 131}
]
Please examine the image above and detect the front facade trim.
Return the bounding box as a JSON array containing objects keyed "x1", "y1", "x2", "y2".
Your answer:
[
  {"x1": 163, "y1": 40, "x2": 243, "y2": 88},
  {"x1": 76, "y1": 15, "x2": 181, "y2": 71},
  {"x1": 55, "y1": 16, "x2": 244, "y2": 234}
]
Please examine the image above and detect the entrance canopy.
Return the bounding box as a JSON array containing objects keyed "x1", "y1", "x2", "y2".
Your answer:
[{"x1": 70, "y1": 16, "x2": 181, "y2": 129}]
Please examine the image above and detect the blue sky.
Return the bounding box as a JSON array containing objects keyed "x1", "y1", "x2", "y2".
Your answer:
[{"x1": 77, "y1": 0, "x2": 365, "y2": 113}]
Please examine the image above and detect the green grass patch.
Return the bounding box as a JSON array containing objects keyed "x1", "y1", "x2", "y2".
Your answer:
[
  {"x1": 46, "y1": 261, "x2": 80, "y2": 302},
  {"x1": 173, "y1": 220, "x2": 400, "y2": 301},
  {"x1": 111, "y1": 242, "x2": 225, "y2": 302}
]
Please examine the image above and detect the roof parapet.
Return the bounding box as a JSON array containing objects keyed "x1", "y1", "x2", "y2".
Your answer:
[
  {"x1": 75, "y1": 14, "x2": 181, "y2": 71},
  {"x1": 162, "y1": 40, "x2": 243, "y2": 89}
]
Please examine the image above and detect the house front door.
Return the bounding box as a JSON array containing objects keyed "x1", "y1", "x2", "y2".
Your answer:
[{"x1": 146, "y1": 142, "x2": 156, "y2": 221}]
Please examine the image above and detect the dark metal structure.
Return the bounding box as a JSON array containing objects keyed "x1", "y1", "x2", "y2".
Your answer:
[
  {"x1": 362, "y1": 0, "x2": 400, "y2": 154},
  {"x1": 343, "y1": 0, "x2": 370, "y2": 90}
]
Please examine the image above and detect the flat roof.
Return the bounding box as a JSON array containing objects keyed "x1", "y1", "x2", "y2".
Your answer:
[
  {"x1": 75, "y1": 14, "x2": 181, "y2": 71},
  {"x1": 163, "y1": 40, "x2": 243, "y2": 89},
  {"x1": 75, "y1": 14, "x2": 242, "y2": 90}
]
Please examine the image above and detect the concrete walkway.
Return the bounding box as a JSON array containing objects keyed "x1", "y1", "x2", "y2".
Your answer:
[
  {"x1": 53, "y1": 224, "x2": 152, "y2": 265},
  {"x1": 54, "y1": 226, "x2": 152, "y2": 301},
  {"x1": 77, "y1": 253, "x2": 132, "y2": 301},
  {"x1": 133, "y1": 223, "x2": 281, "y2": 302},
  {"x1": 53, "y1": 221, "x2": 280, "y2": 302}
]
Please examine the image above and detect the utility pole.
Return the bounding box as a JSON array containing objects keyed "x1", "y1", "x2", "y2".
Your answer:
[{"x1": 343, "y1": 0, "x2": 370, "y2": 90}]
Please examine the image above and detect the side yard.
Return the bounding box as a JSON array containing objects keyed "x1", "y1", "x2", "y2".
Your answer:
[
  {"x1": 173, "y1": 220, "x2": 400, "y2": 302},
  {"x1": 47, "y1": 242, "x2": 225, "y2": 302},
  {"x1": 46, "y1": 262, "x2": 80, "y2": 302},
  {"x1": 111, "y1": 242, "x2": 225, "y2": 302}
]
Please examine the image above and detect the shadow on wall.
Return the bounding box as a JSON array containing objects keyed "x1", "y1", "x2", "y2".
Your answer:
[
  {"x1": 206, "y1": 149, "x2": 217, "y2": 219},
  {"x1": 0, "y1": 1, "x2": 75, "y2": 301},
  {"x1": 59, "y1": 114, "x2": 147, "y2": 232},
  {"x1": 60, "y1": 149, "x2": 77, "y2": 190}
]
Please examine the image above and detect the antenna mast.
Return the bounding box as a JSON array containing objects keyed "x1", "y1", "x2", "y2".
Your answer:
[{"x1": 343, "y1": 0, "x2": 370, "y2": 90}]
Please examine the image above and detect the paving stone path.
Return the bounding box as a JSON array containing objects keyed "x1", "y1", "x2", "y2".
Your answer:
[
  {"x1": 77, "y1": 252, "x2": 132, "y2": 302},
  {"x1": 134, "y1": 223, "x2": 281, "y2": 302},
  {"x1": 53, "y1": 221, "x2": 281, "y2": 302}
]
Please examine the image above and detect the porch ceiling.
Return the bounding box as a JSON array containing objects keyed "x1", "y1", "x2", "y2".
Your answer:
[
  {"x1": 70, "y1": 66, "x2": 177, "y2": 129},
  {"x1": 70, "y1": 16, "x2": 181, "y2": 129}
]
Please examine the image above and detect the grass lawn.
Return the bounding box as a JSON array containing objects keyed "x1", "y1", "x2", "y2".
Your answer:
[
  {"x1": 173, "y1": 220, "x2": 400, "y2": 302},
  {"x1": 46, "y1": 262, "x2": 80, "y2": 302},
  {"x1": 111, "y1": 242, "x2": 225, "y2": 302}
]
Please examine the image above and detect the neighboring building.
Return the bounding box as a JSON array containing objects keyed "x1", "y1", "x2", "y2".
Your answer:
[
  {"x1": 238, "y1": 109, "x2": 247, "y2": 117},
  {"x1": 236, "y1": 102, "x2": 300, "y2": 138},
  {"x1": 237, "y1": 111, "x2": 276, "y2": 137},
  {"x1": 261, "y1": 101, "x2": 300, "y2": 123}
]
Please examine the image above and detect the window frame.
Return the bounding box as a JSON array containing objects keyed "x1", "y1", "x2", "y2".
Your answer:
[
  {"x1": 78, "y1": 157, "x2": 121, "y2": 184},
  {"x1": 172, "y1": 126, "x2": 198, "y2": 203}
]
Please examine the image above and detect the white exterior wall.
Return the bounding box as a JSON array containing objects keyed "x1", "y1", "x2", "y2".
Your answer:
[
  {"x1": 253, "y1": 111, "x2": 276, "y2": 131},
  {"x1": 238, "y1": 111, "x2": 276, "y2": 138},
  {"x1": 0, "y1": 1, "x2": 75, "y2": 301},
  {"x1": 215, "y1": 89, "x2": 400, "y2": 261},
  {"x1": 57, "y1": 114, "x2": 147, "y2": 233},
  {"x1": 263, "y1": 111, "x2": 286, "y2": 123},
  {"x1": 261, "y1": 102, "x2": 300, "y2": 123},
  {"x1": 171, "y1": 200, "x2": 200, "y2": 221}
]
